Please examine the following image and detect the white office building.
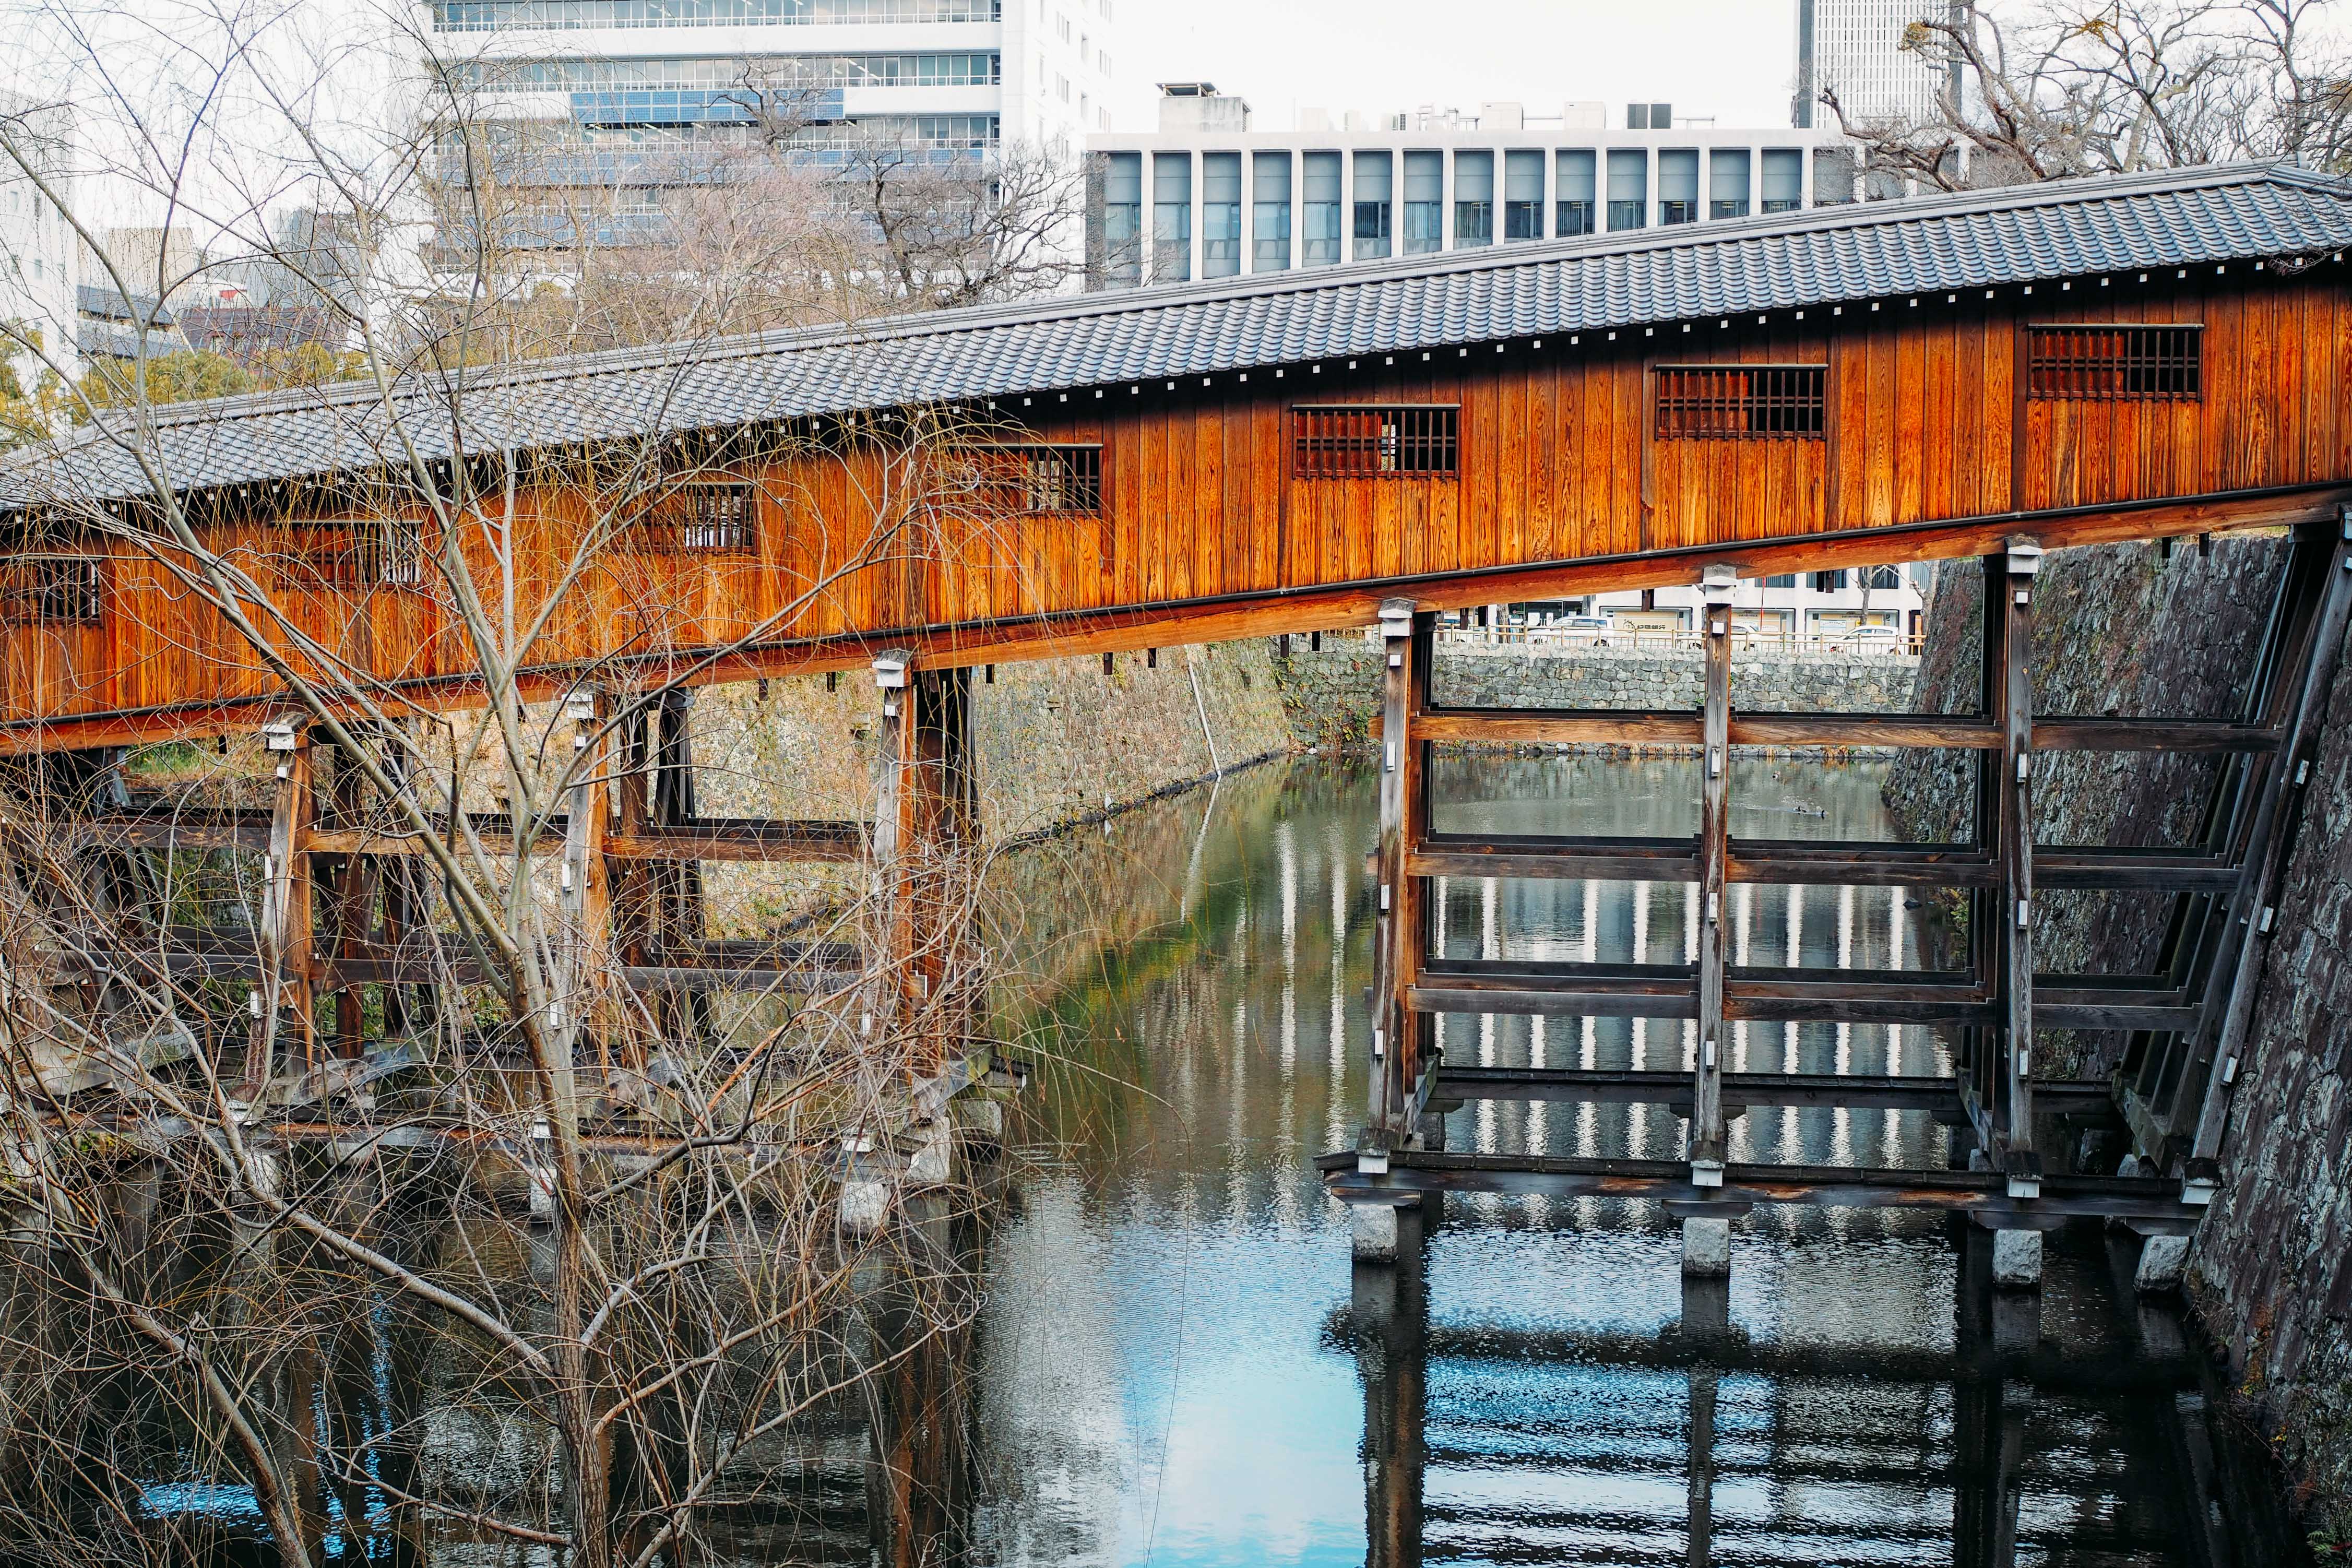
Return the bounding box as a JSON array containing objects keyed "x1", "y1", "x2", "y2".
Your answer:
[
  {"x1": 428, "y1": 0, "x2": 1123, "y2": 158},
  {"x1": 1793, "y1": 0, "x2": 1963, "y2": 128},
  {"x1": 1527, "y1": 564, "x2": 1933, "y2": 647},
  {"x1": 0, "y1": 91, "x2": 79, "y2": 388},
  {"x1": 1086, "y1": 88, "x2": 1857, "y2": 290}
]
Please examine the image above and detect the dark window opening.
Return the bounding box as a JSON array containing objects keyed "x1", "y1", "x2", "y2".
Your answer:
[
  {"x1": 0, "y1": 556, "x2": 104, "y2": 623},
  {"x1": 2027, "y1": 324, "x2": 2202, "y2": 399},
  {"x1": 1812, "y1": 569, "x2": 1848, "y2": 591},
  {"x1": 1857, "y1": 563, "x2": 1903, "y2": 590},
  {"x1": 271, "y1": 523, "x2": 424, "y2": 587},
  {"x1": 1659, "y1": 200, "x2": 1697, "y2": 225},
  {"x1": 963, "y1": 445, "x2": 1103, "y2": 514},
  {"x1": 1556, "y1": 199, "x2": 1594, "y2": 235},
  {"x1": 1293, "y1": 406, "x2": 1460, "y2": 478},
  {"x1": 1655, "y1": 364, "x2": 1827, "y2": 438},
  {"x1": 1764, "y1": 573, "x2": 1797, "y2": 588},
  {"x1": 627, "y1": 482, "x2": 758, "y2": 551}
]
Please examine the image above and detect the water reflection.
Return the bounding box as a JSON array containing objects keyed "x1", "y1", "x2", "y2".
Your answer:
[{"x1": 981, "y1": 756, "x2": 2285, "y2": 1567}]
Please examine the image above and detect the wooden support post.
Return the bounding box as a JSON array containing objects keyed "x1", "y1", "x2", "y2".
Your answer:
[
  {"x1": 1367, "y1": 599, "x2": 1420, "y2": 1143},
  {"x1": 870, "y1": 652, "x2": 979, "y2": 1081},
  {"x1": 1690, "y1": 566, "x2": 1736, "y2": 1186},
  {"x1": 261, "y1": 720, "x2": 317, "y2": 1078},
  {"x1": 562, "y1": 687, "x2": 615, "y2": 1075},
  {"x1": 325, "y1": 738, "x2": 371, "y2": 1061},
  {"x1": 2187, "y1": 513, "x2": 2352, "y2": 1167},
  {"x1": 1998, "y1": 543, "x2": 2042, "y2": 1189}
]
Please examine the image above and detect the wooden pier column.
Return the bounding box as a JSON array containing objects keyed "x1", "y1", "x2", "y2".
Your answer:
[
  {"x1": 1997, "y1": 543, "x2": 2042, "y2": 1184},
  {"x1": 260, "y1": 720, "x2": 317, "y2": 1076},
  {"x1": 561, "y1": 688, "x2": 614, "y2": 1070},
  {"x1": 1368, "y1": 599, "x2": 1431, "y2": 1141},
  {"x1": 1690, "y1": 566, "x2": 1736, "y2": 1186},
  {"x1": 871, "y1": 652, "x2": 979, "y2": 1078},
  {"x1": 323, "y1": 736, "x2": 374, "y2": 1061}
]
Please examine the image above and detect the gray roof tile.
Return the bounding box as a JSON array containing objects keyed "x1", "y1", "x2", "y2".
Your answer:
[{"x1": 10, "y1": 161, "x2": 2352, "y2": 508}]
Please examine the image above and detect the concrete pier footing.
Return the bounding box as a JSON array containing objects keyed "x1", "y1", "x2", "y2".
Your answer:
[
  {"x1": 1682, "y1": 1217, "x2": 1732, "y2": 1277},
  {"x1": 1991, "y1": 1228, "x2": 2044, "y2": 1289},
  {"x1": 1352, "y1": 1202, "x2": 1401, "y2": 1262},
  {"x1": 839, "y1": 1179, "x2": 892, "y2": 1237}
]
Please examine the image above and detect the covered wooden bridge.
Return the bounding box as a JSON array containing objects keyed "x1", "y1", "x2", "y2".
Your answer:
[{"x1": 7, "y1": 160, "x2": 2352, "y2": 1279}]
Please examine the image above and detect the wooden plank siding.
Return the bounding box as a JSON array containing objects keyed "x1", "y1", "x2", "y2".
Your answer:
[{"x1": 5, "y1": 274, "x2": 2352, "y2": 751}]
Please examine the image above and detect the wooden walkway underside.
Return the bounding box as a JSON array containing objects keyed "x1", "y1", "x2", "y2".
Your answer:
[{"x1": 1328, "y1": 512, "x2": 2352, "y2": 1236}]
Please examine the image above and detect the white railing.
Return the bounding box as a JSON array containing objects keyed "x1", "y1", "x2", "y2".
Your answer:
[{"x1": 1432, "y1": 625, "x2": 1926, "y2": 657}]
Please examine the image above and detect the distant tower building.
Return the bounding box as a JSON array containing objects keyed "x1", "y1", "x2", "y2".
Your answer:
[{"x1": 1793, "y1": 0, "x2": 1965, "y2": 128}]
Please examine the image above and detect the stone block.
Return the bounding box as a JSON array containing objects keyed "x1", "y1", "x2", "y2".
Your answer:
[
  {"x1": 1992, "y1": 1227, "x2": 2043, "y2": 1289},
  {"x1": 1351, "y1": 1202, "x2": 1399, "y2": 1262},
  {"x1": 838, "y1": 1179, "x2": 890, "y2": 1236},
  {"x1": 1682, "y1": 1216, "x2": 1732, "y2": 1277},
  {"x1": 2135, "y1": 1232, "x2": 2191, "y2": 1293}
]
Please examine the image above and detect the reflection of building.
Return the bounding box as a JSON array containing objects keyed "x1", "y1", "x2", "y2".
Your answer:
[
  {"x1": 0, "y1": 91, "x2": 79, "y2": 385},
  {"x1": 1086, "y1": 86, "x2": 1856, "y2": 290},
  {"x1": 1487, "y1": 563, "x2": 1934, "y2": 645},
  {"x1": 426, "y1": 0, "x2": 1128, "y2": 260}
]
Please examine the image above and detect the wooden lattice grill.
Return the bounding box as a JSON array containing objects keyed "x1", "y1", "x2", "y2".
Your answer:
[
  {"x1": 2027, "y1": 324, "x2": 2203, "y2": 399},
  {"x1": 626, "y1": 483, "x2": 758, "y2": 552},
  {"x1": 1654, "y1": 365, "x2": 1827, "y2": 438},
  {"x1": 961, "y1": 445, "x2": 1103, "y2": 514},
  {"x1": 0, "y1": 556, "x2": 105, "y2": 624},
  {"x1": 1292, "y1": 406, "x2": 1461, "y2": 477}
]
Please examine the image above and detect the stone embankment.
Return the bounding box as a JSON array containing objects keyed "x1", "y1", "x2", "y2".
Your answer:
[
  {"x1": 1885, "y1": 536, "x2": 2352, "y2": 1543},
  {"x1": 1270, "y1": 634, "x2": 1919, "y2": 744}
]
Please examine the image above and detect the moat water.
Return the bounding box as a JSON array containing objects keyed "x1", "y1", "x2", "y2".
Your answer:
[{"x1": 963, "y1": 753, "x2": 2290, "y2": 1568}]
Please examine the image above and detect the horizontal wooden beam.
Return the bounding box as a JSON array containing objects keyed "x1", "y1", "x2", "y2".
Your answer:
[
  {"x1": 1430, "y1": 1065, "x2": 2118, "y2": 1119},
  {"x1": 1411, "y1": 837, "x2": 2239, "y2": 891},
  {"x1": 1322, "y1": 1148, "x2": 2208, "y2": 1222},
  {"x1": 4, "y1": 484, "x2": 2344, "y2": 756}
]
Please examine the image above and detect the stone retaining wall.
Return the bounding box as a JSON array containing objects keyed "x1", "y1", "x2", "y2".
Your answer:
[{"x1": 1272, "y1": 635, "x2": 1919, "y2": 743}]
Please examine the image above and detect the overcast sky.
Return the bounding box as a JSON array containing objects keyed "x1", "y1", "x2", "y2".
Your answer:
[{"x1": 1110, "y1": 0, "x2": 1803, "y2": 133}]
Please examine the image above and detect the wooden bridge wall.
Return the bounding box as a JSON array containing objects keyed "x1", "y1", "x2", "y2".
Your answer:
[{"x1": 5, "y1": 270, "x2": 2350, "y2": 746}]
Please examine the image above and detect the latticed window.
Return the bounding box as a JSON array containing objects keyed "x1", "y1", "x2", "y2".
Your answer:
[
  {"x1": 626, "y1": 483, "x2": 758, "y2": 552},
  {"x1": 271, "y1": 521, "x2": 425, "y2": 587},
  {"x1": 961, "y1": 445, "x2": 1102, "y2": 514},
  {"x1": 1655, "y1": 365, "x2": 1827, "y2": 438},
  {"x1": 1292, "y1": 406, "x2": 1460, "y2": 477},
  {"x1": 0, "y1": 556, "x2": 104, "y2": 624},
  {"x1": 2027, "y1": 325, "x2": 2202, "y2": 399}
]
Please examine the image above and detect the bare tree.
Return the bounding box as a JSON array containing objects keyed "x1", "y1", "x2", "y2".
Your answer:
[
  {"x1": 0, "y1": 4, "x2": 1072, "y2": 1564},
  {"x1": 1823, "y1": 0, "x2": 2352, "y2": 192}
]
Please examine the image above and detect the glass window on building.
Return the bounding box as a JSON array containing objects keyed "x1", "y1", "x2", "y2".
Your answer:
[
  {"x1": 1453, "y1": 150, "x2": 1493, "y2": 246},
  {"x1": 1103, "y1": 150, "x2": 1142, "y2": 286},
  {"x1": 1403, "y1": 149, "x2": 1443, "y2": 254},
  {"x1": 1353, "y1": 149, "x2": 1393, "y2": 260},
  {"x1": 1504, "y1": 149, "x2": 1544, "y2": 240},
  {"x1": 1303, "y1": 150, "x2": 1342, "y2": 265},
  {"x1": 1556, "y1": 149, "x2": 1596, "y2": 236},
  {"x1": 1606, "y1": 148, "x2": 1647, "y2": 231},
  {"x1": 1153, "y1": 150, "x2": 1192, "y2": 283},
  {"x1": 1709, "y1": 148, "x2": 1751, "y2": 219},
  {"x1": 1659, "y1": 148, "x2": 1698, "y2": 225},
  {"x1": 1762, "y1": 148, "x2": 1802, "y2": 213},
  {"x1": 1202, "y1": 150, "x2": 1241, "y2": 278},
  {"x1": 1252, "y1": 150, "x2": 1292, "y2": 272}
]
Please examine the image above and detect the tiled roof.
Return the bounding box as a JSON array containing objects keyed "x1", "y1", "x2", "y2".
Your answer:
[{"x1": 11, "y1": 161, "x2": 2352, "y2": 508}]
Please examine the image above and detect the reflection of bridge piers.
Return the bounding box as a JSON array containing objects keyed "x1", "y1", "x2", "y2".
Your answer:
[{"x1": 1336, "y1": 1215, "x2": 2247, "y2": 1567}]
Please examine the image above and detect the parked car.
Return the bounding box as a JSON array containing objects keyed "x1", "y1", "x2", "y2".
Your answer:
[{"x1": 1834, "y1": 624, "x2": 1907, "y2": 652}]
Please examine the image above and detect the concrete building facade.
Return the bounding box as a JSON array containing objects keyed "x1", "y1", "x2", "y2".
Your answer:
[
  {"x1": 1793, "y1": 0, "x2": 1964, "y2": 128},
  {"x1": 0, "y1": 91, "x2": 79, "y2": 387},
  {"x1": 1085, "y1": 87, "x2": 1857, "y2": 291}
]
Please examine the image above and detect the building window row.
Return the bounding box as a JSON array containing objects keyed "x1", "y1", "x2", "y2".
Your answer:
[
  {"x1": 1100, "y1": 145, "x2": 1810, "y2": 286},
  {"x1": 452, "y1": 53, "x2": 1001, "y2": 92},
  {"x1": 432, "y1": 0, "x2": 1001, "y2": 28}
]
